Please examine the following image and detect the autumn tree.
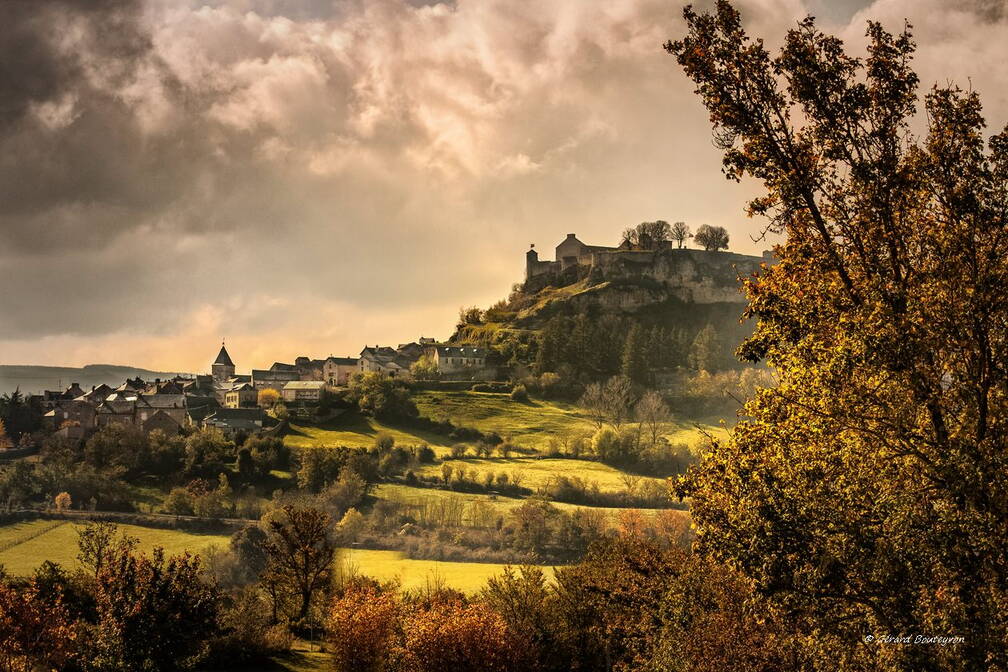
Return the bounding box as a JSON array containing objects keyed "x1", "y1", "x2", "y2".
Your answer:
[
  {"x1": 634, "y1": 390, "x2": 670, "y2": 448},
  {"x1": 92, "y1": 546, "x2": 220, "y2": 671},
  {"x1": 0, "y1": 581, "x2": 79, "y2": 672},
  {"x1": 328, "y1": 585, "x2": 400, "y2": 672},
  {"x1": 670, "y1": 221, "x2": 692, "y2": 248},
  {"x1": 0, "y1": 419, "x2": 10, "y2": 450},
  {"x1": 262, "y1": 505, "x2": 337, "y2": 621},
  {"x1": 668, "y1": 2, "x2": 1008, "y2": 669},
  {"x1": 54, "y1": 491, "x2": 71, "y2": 511},
  {"x1": 257, "y1": 388, "x2": 280, "y2": 408},
  {"x1": 77, "y1": 521, "x2": 137, "y2": 579},
  {"x1": 692, "y1": 224, "x2": 729, "y2": 251},
  {"x1": 397, "y1": 598, "x2": 528, "y2": 672}
]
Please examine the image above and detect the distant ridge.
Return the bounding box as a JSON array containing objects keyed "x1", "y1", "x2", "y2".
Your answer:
[{"x1": 0, "y1": 364, "x2": 191, "y2": 396}]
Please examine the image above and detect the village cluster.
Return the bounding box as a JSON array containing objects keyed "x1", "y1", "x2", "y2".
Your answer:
[{"x1": 33, "y1": 339, "x2": 489, "y2": 441}]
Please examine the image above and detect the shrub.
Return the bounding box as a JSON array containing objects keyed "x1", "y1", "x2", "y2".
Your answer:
[
  {"x1": 509, "y1": 384, "x2": 529, "y2": 403},
  {"x1": 397, "y1": 599, "x2": 527, "y2": 672},
  {"x1": 328, "y1": 586, "x2": 400, "y2": 672}
]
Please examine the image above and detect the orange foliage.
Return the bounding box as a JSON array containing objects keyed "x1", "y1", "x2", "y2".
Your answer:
[
  {"x1": 0, "y1": 581, "x2": 78, "y2": 672},
  {"x1": 396, "y1": 598, "x2": 528, "y2": 672},
  {"x1": 328, "y1": 586, "x2": 400, "y2": 672}
]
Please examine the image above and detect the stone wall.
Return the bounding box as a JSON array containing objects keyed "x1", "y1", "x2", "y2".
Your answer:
[{"x1": 588, "y1": 248, "x2": 766, "y2": 304}]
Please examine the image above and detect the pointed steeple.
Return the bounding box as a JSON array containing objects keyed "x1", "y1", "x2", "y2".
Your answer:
[{"x1": 214, "y1": 340, "x2": 234, "y2": 367}]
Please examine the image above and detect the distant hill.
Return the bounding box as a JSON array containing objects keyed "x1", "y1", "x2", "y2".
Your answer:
[{"x1": 0, "y1": 364, "x2": 191, "y2": 396}]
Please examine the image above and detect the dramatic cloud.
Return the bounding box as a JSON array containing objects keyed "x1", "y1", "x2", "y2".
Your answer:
[{"x1": 1, "y1": 0, "x2": 1005, "y2": 374}]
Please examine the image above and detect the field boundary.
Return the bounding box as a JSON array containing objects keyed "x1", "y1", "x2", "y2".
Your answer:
[
  {"x1": 0, "y1": 520, "x2": 66, "y2": 553},
  {"x1": 0, "y1": 509, "x2": 248, "y2": 534}
]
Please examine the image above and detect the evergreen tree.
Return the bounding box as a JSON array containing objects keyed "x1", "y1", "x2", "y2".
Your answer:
[
  {"x1": 621, "y1": 324, "x2": 649, "y2": 385},
  {"x1": 688, "y1": 324, "x2": 720, "y2": 372}
]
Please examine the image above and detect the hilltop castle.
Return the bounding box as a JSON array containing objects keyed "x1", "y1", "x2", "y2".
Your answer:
[{"x1": 525, "y1": 233, "x2": 774, "y2": 304}]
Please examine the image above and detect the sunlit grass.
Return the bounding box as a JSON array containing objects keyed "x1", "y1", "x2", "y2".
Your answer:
[{"x1": 0, "y1": 520, "x2": 231, "y2": 576}]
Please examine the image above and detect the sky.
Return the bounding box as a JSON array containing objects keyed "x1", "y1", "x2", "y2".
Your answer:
[{"x1": 2, "y1": 0, "x2": 1007, "y2": 373}]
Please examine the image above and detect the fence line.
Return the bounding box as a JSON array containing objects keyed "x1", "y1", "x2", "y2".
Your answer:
[{"x1": 0, "y1": 520, "x2": 66, "y2": 554}]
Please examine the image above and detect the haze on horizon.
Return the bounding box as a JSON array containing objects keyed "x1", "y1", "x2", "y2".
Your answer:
[{"x1": 3, "y1": 0, "x2": 1006, "y2": 373}]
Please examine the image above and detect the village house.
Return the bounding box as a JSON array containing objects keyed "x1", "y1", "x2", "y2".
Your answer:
[
  {"x1": 203, "y1": 408, "x2": 267, "y2": 436},
  {"x1": 142, "y1": 394, "x2": 187, "y2": 425},
  {"x1": 43, "y1": 399, "x2": 97, "y2": 434},
  {"x1": 141, "y1": 410, "x2": 182, "y2": 435},
  {"x1": 251, "y1": 366, "x2": 301, "y2": 391},
  {"x1": 282, "y1": 380, "x2": 327, "y2": 404},
  {"x1": 224, "y1": 383, "x2": 258, "y2": 409},
  {"x1": 427, "y1": 345, "x2": 491, "y2": 377},
  {"x1": 323, "y1": 357, "x2": 359, "y2": 386},
  {"x1": 358, "y1": 344, "x2": 421, "y2": 379}
]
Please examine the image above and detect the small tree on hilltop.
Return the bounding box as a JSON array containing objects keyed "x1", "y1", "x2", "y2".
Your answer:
[
  {"x1": 693, "y1": 224, "x2": 729, "y2": 251},
  {"x1": 670, "y1": 221, "x2": 692, "y2": 248}
]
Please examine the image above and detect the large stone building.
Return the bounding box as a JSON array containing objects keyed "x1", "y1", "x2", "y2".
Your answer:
[{"x1": 525, "y1": 233, "x2": 775, "y2": 304}]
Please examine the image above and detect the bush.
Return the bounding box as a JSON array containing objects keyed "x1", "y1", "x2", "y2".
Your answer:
[
  {"x1": 328, "y1": 586, "x2": 400, "y2": 672},
  {"x1": 509, "y1": 384, "x2": 529, "y2": 402}
]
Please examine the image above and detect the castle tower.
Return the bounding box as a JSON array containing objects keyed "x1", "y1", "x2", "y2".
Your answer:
[
  {"x1": 212, "y1": 341, "x2": 235, "y2": 383},
  {"x1": 525, "y1": 244, "x2": 539, "y2": 279}
]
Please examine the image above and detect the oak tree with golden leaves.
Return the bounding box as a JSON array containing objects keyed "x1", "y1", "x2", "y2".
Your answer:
[{"x1": 667, "y1": 2, "x2": 1008, "y2": 669}]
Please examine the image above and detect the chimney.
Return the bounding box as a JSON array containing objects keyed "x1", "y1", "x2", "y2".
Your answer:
[{"x1": 566, "y1": 233, "x2": 576, "y2": 239}]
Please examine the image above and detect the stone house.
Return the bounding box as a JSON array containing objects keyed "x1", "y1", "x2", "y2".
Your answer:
[
  {"x1": 358, "y1": 345, "x2": 421, "y2": 379},
  {"x1": 428, "y1": 345, "x2": 490, "y2": 376},
  {"x1": 44, "y1": 400, "x2": 97, "y2": 432},
  {"x1": 251, "y1": 367, "x2": 301, "y2": 391},
  {"x1": 141, "y1": 410, "x2": 181, "y2": 435},
  {"x1": 224, "y1": 383, "x2": 258, "y2": 409},
  {"x1": 96, "y1": 399, "x2": 141, "y2": 427},
  {"x1": 323, "y1": 357, "x2": 359, "y2": 386},
  {"x1": 203, "y1": 408, "x2": 266, "y2": 436},
  {"x1": 142, "y1": 394, "x2": 187, "y2": 425}
]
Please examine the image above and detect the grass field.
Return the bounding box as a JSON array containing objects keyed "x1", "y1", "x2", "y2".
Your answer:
[
  {"x1": 414, "y1": 391, "x2": 597, "y2": 451},
  {"x1": 0, "y1": 519, "x2": 232, "y2": 576},
  {"x1": 340, "y1": 548, "x2": 547, "y2": 593},
  {"x1": 284, "y1": 414, "x2": 453, "y2": 454},
  {"x1": 285, "y1": 390, "x2": 725, "y2": 459},
  {"x1": 0, "y1": 518, "x2": 548, "y2": 593},
  {"x1": 374, "y1": 483, "x2": 683, "y2": 524},
  {"x1": 414, "y1": 456, "x2": 663, "y2": 494}
]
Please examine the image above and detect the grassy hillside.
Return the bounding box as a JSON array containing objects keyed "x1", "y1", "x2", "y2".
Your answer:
[
  {"x1": 0, "y1": 520, "x2": 231, "y2": 576},
  {"x1": 285, "y1": 390, "x2": 723, "y2": 455},
  {"x1": 375, "y1": 483, "x2": 684, "y2": 523}
]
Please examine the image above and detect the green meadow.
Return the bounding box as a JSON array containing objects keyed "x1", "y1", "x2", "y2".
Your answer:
[
  {"x1": 284, "y1": 390, "x2": 723, "y2": 456},
  {"x1": 0, "y1": 519, "x2": 232, "y2": 576},
  {"x1": 0, "y1": 518, "x2": 540, "y2": 594}
]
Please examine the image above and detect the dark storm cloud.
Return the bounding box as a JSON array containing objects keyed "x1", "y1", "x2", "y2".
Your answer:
[
  {"x1": 0, "y1": 0, "x2": 151, "y2": 127},
  {"x1": 1, "y1": 0, "x2": 1006, "y2": 368}
]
